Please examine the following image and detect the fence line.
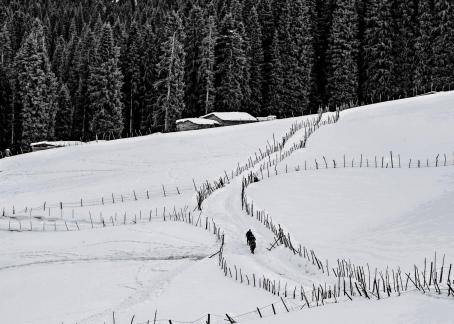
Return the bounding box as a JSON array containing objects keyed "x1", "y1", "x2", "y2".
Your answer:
[{"x1": 240, "y1": 171, "x2": 454, "y2": 311}]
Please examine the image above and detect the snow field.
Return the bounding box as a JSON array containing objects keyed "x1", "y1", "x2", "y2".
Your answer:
[{"x1": 0, "y1": 116, "x2": 322, "y2": 323}]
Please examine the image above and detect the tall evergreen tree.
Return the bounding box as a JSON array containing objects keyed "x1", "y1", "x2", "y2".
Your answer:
[
  {"x1": 310, "y1": 0, "x2": 335, "y2": 110},
  {"x1": 0, "y1": 23, "x2": 13, "y2": 149},
  {"x1": 88, "y1": 23, "x2": 124, "y2": 137},
  {"x1": 290, "y1": 0, "x2": 314, "y2": 114},
  {"x1": 363, "y1": 0, "x2": 394, "y2": 102},
  {"x1": 73, "y1": 28, "x2": 97, "y2": 140},
  {"x1": 13, "y1": 19, "x2": 58, "y2": 147},
  {"x1": 183, "y1": 6, "x2": 205, "y2": 117},
  {"x1": 326, "y1": 0, "x2": 359, "y2": 108},
  {"x1": 432, "y1": 0, "x2": 454, "y2": 90},
  {"x1": 268, "y1": 31, "x2": 285, "y2": 116},
  {"x1": 215, "y1": 12, "x2": 247, "y2": 112},
  {"x1": 51, "y1": 36, "x2": 65, "y2": 79},
  {"x1": 414, "y1": 0, "x2": 434, "y2": 92},
  {"x1": 245, "y1": 7, "x2": 264, "y2": 116},
  {"x1": 257, "y1": 0, "x2": 275, "y2": 115},
  {"x1": 199, "y1": 15, "x2": 217, "y2": 115},
  {"x1": 155, "y1": 12, "x2": 186, "y2": 132},
  {"x1": 140, "y1": 24, "x2": 159, "y2": 131},
  {"x1": 391, "y1": 0, "x2": 417, "y2": 97},
  {"x1": 123, "y1": 21, "x2": 142, "y2": 135},
  {"x1": 54, "y1": 83, "x2": 73, "y2": 140}
]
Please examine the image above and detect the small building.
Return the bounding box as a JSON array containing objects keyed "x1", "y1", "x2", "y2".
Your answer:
[
  {"x1": 176, "y1": 118, "x2": 220, "y2": 132},
  {"x1": 200, "y1": 112, "x2": 258, "y2": 126},
  {"x1": 257, "y1": 115, "x2": 277, "y2": 122},
  {"x1": 30, "y1": 141, "x2": 83, "y2": 152}
]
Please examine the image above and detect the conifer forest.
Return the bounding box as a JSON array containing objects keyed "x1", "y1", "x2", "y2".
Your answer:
[{"x1": 0, "y1": 0, "x2": 453, "y2": 151}]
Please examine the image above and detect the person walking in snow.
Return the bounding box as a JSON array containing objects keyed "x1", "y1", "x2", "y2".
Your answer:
[{"x1": 246, "y1": 229, "x2": 256, "y2": 254}]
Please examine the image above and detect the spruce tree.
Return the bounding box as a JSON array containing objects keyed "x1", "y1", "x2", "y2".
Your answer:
[
  {"x1": 363, "y1": 0, "x2": 394, "y2": 102},
  {"x1": 414, "y1": 0, "x2": 434, "y2": 92},
  {"x1": 154, "y1": 12, "x2": 186, "y2": 132},
  {"x1": 123, "y1": 21, "x2": 142, "y2": 135},
  {"x1": 268, "y1": 31, "x2": 285, "y2": 116},
  {"x1": 290, "y1": 0, "x2": 314, "y2": 114},
  {"x1": 183, "y1": 6, "x2": 204, "y2": 117},
  {"x1": 140, "y1": 24, "x2": 159, "y2": 131},
  {"x1": 73, "y1": 28, "x2": 97, "y2": 140},
  {"x1": 55, "y1": 83, "x2": 73, "y2": 140},
  {"x1": 199, "y1": 15, "x2": 217, "y2": 115},
  {"x1": 391, "y1": 1, "x2": 417, "y2": 97},
  {"x1": 257, "y1": 0, "x2": 275, "y2": 114},
  {"x1": 13, "y1": 19, "x2": 58, "y2": 147},
  {"x1": 326, "y1": 0, "x2": 359, "y2": 109},
  {"x1": 88, "y1": 23, "x2": 124, "y2": 138},
  {"x1": 0, "y1": 23, "x2": 13, "y2": 150},
  {"x1": 246, "y1": 7, "x2": 264, "y2": 116},
  {"x1": 432, "y1": 0, "x2": 454, "y2": 90},
  {"x1": 215, "y1": 12, "x2": 247, "y2": 112}
]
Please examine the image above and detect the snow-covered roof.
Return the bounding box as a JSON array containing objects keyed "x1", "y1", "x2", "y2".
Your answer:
[
  {"x1": 30, "y1": 141, "x2": 84, "y2": 147},
  {"x1": 176, "y1": 118, "x2": 220, "y2": 126},
  {"x1": 200, "y1": 112, "x2": 258, "y2": 122}
]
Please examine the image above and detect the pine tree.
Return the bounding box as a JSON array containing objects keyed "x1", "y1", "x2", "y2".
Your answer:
[
  {"x1": 183, "y1": 6, "x2": 205, "y2": 117},
  {"x1": 363, "y1": 0, "x2": 394, "y2": 102},
  {"x1": 432, "y1": 0, "x2": 454, "y2": 90},
  {"x1": 88, "y1": 23, "x2": 124, "y2": 138},
  {"x1": 0, "y1": 23, "x2": 13, "y2": 150},
  {"x1": 55, "y1": 83, "x2": 73, "y2": 140},
  {"x1": 73, "y1": 28, "x2": 97, "y2": 140},
  {"x1": 257, "y1": 0, "x2": 275, "y2": 114},
  {"x1": 245, "y1": 7, "x2": 264, "y2": 116},
  {"x1": 326, "y1": 0, "x2": 359, "y2": 108},
  {"x1": 155, "y1": 12, "x2": 186, "y2": 132},
  {"x1": 268, "y1": 31, "x2": 285, "y2": 115},
  {"x1": 310, "y1": 0, "x2": 335, "y2": 110},
  {"x1": 51, "y1": 36, "x2": 65, "y2": 79},
  {"x1": 414, "y1": 0, "x2": 434, "y2": 92},
  {"x1": 274, "y1": 0, "x2": 313, "y2": 116},
  {"x1": 140, "y1": 24, "x2": 159, "y2": 131},
  {"x1": 290, "y1": 0, "x2": 314, "y2": 114},
  {"x1": 199, "y1": 15, "x2": 217, "y2": 115},
  {"x1": 13, "y1": 19, "x2": 58, "y2": 147},
  {"x1": 215, "y1": 12, "x2": 247, "y2": 112},
  {"x1": 123, "y1": 20, "x2": 142, "y2": 135},
  {"x1": 391, "y1": 0, "x2": 417, "y2": 97}
]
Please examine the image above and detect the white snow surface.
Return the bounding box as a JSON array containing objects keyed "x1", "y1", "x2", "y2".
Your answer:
[{"x1": 1, "y1": 92, "x2": 454, "y2": 323}]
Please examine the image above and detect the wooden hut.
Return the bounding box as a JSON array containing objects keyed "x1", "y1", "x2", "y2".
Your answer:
[
  {"x1": 176, "y1": 118, "x2": 220, "y2": 132},
  {"x1": 200, "y1": 112, "x2": 258, "y2": 126}
]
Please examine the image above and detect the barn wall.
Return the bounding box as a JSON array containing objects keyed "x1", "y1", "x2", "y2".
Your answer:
[{"x1": 177, "y1": 121, "x2": 216, "y2": 132}]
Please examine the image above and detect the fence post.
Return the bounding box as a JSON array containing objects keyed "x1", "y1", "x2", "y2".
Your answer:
[{"x1": 281, "y1": 297, "x2": 289, "y2": 312}]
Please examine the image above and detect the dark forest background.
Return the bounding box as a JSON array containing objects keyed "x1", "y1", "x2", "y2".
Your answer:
[{"x1": 0, "y1": 0, "x2": 453, "y2": 151}]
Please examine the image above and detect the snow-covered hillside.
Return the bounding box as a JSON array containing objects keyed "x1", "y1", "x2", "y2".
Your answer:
[{"x1": 1, "y1": 92, "x2": 453, "y2": 324}]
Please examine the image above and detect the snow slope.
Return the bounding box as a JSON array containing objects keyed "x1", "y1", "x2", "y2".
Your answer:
[
  {"x1": 0, "y1": 117, "x2": 312, "y2": 323},
  {"x1": 1, "y1": 92, "x2": 454, "y2": 324}
]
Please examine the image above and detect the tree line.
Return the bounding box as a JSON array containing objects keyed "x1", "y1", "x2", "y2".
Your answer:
[{"x1": 0, "y1": 0, "x2": 453, "y2": 151}]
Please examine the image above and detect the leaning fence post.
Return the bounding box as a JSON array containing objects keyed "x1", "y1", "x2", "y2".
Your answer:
[
  {"x1": 225, "y1": 314, "x2": 236, "y2": 323},
  {"x1": 281, "y1": 297, "x2": 289, "y2": 312}
]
